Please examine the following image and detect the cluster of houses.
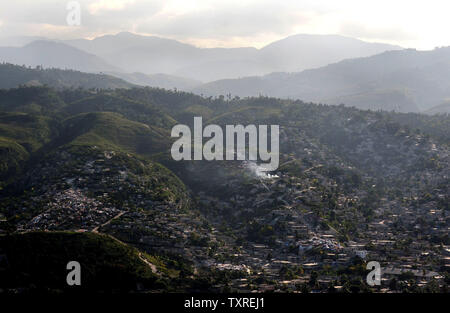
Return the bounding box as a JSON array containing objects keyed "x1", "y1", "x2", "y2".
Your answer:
[
  {"x1": 18, "y1": 188, "x2": 121, "y2": 231},
  {"x1": 190, "y1": 153, "x2": 448, "y2": 292},
  {"x1": 11, "y1": 139, "x2": 448, "y2": 292}
]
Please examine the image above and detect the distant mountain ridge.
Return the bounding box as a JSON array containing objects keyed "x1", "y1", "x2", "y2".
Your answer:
[
  {"x1": 4, "y1": 33, "x2": 448, "y2": 113},
  {"x1": 193, "y1": 47, "x2": 450, "y2": 112},
  {"x1": 0, "y1": 40, "x2": 120, "y2": 73},
  {"x1": 0, "y1": 32, "x2": 402, "y2": 90},
  {"x1": 425, "y1": 100, "x2": 450, "y2": 115},
  {"x1": 63, "y1": 32, "x2": 401, "y2": 82}
]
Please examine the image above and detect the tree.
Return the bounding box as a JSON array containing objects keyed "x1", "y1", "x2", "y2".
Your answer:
[{"x1": 309, "y1": 271, "x2": 318, "y2": 287}]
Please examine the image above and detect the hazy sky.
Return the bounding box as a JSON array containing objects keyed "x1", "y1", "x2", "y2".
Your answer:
[{"x1": 1, "y1": 0, "x2": 449, "y2": 49}]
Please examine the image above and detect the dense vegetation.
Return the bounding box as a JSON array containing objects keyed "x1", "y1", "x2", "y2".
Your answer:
[
  {"x1": 0, "y1": 231, "x2": 163, "y2": 293},
  {"x1": 0, "y1": 63, "x2": 133, "y2": 89},
  {"x1": 0, "y1": 83, "x2": 448, "y2": 293}
]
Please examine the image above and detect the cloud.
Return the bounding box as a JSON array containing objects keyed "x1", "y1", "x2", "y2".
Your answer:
[
  {"x1": 0, "y1": 0, "x2": 318, "y2": 46},
  {"x1": 0, "y1": 0, "x2": 164, "y2": 39},
  {"x1": 88, "y1": 0, "x2": 137, "y2": 14},
  {"x1": 0, "y1": 0, "x2": 449, "y2": 49},
  {"x1": 137, "y1": 1, "x2": 310, "y2": 39},
  {"x1": 340, "y1": 22, "x2": 418, "y2": 42},
  {"x1": 0, "y1": 1, "x2": 68, "y2": 26}
]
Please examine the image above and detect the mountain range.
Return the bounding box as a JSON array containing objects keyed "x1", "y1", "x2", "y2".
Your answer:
[
  {"x1": 1, "y1": 32, "x2": 450, "y2": 113},
  {"x1": 194, "y1": 47, "x2": 450, "y2": 112},
  {"x1": 63, "y1": 32, "x2": 401, "y2": 82},
  {"x1": 0, "y1": 32, "x2": 400, "y2": 82}
]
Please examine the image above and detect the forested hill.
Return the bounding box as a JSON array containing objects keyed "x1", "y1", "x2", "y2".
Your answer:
[
  {"x1": 0, "y1": 63, "x2": 134, "y2": 89},
  {"x1": 0, "y1": 85, "x2": 448, "y2": 293}
]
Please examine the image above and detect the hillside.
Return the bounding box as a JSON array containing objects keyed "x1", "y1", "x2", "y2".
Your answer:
[
  {"x1": 0, "y1": 85, "x2": 65, "y2": 115},
  {"x1": 0, "y1": 86, "x2": 448, "y2": 293},
  {"x1": 0, "y1": 232, "x2": 163, "y2": 292},
  {"x1": 61, "y1": 112, "x2": 170, "y2": 155},
  {"x1": 0, "y1": 63, "x2": 134, "y2": 89},
  {"x1": 425, "y1": 100, "x2": 450, "y2": 115},
  {"x1": 62, "y1": 92, "x2": 176, "y2": 129},
  {"x1": 107, "y1": 71, "x2": 201, "y2": 91},
  {"x1": 194, "y1": 47, "x2": 450, "y2": 112}
]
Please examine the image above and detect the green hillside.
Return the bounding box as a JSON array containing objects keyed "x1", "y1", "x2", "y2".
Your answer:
[
  {"x1": 0, "y1": 232, "x2": 162, "y2": 292},
  {"x1": 63, "y1": 93, "x2": 176, "y2": 130},
  {"x1": 0, "y1": 86, "x2": 65, "y2": 115},
  {"x1": 0, "y1": 112, "x2": 56, "y2": 184},
  {"x1": 0, "y1": 84, "x2": 448, "y2": 293},
  {"x1": 0, "y1": 112, "x2": 54, "y2": 151},
  {"x1": 0, "y1": 63, "x2": 134, "y2": 90},
  {"x1": 61, "y1": 112, "x2": 170, "y2": 156},
  {"x1": 0, "y1": 138, "x2": 29, "y2": 185}
]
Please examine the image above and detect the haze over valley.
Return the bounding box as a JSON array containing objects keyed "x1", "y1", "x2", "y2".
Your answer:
[{"x1": 2, "y1": 32, "x2": 450, "y2": 114}]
